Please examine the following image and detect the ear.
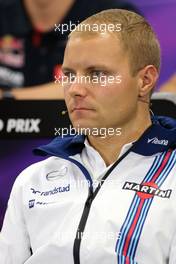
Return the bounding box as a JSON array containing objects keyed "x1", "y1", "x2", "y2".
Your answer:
[{"x1": 138, "y1": 65, "x2": 159, "y2": 98}]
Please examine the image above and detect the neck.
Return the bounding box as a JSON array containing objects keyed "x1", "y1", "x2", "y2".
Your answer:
[
  {"x1": 87, "y1": 106, "x2": 152, "y2": 166},
  {"x1": 24, "y1": 0, "x2": 74, "y2": 32}
]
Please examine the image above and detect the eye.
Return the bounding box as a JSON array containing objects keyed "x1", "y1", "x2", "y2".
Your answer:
[
  {"x1": 63, "y1": 71, "x2": 76, "y2": 82},
  {"x1": 90, "y1": 70, "x2": 106, "y2": 79}
]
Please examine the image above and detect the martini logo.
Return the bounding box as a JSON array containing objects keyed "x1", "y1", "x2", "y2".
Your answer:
[{"x1": 123, "y1": 181, "x2": 172, "y2": 199}]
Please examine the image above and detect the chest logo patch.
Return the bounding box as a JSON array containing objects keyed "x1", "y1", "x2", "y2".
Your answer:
[{"x1": 123, "y1": 181, "x2": 172, "y2": 199}]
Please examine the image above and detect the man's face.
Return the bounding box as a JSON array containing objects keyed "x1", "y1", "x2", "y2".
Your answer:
[{"x1": 62, "y1": 32, "x2": 140, "y2": 132}]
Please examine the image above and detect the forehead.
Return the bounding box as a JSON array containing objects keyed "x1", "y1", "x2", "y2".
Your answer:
[{"x1": 63, "y1": 33, "x2": 126, "y2": 69}]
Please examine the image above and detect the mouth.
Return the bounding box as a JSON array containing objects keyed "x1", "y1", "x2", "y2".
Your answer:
[{"x1": 71, "y1": 107, "x2": 94, "y2": 113}]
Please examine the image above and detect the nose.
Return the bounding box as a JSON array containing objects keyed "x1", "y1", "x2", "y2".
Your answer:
[{"x1": 66, "y1": 74, "x2": 89, "y2": 97}]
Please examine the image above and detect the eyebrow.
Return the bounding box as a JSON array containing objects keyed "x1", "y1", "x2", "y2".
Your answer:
[
  {"x1": 61, "y1": 66, "x2": 74, "y2": 73},
  {"x1": 62, "y1": 65, "x2": 109, "y2": 72}
]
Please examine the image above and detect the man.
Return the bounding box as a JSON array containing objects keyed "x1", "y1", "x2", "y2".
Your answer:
[
  {"x1": 1, "y1": 9, "x2": 176, "y2": 264},
  {"x1": 0, "y1": 0, "x2": 139, "y2": 229},
  {"x1": 0, "y1": 0, "x2": 138, "y2": 99}
]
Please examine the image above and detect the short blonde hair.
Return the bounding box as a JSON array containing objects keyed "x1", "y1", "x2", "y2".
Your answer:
[{"x1": 69, "y1": 9, "x2": 161, "y2": 76}]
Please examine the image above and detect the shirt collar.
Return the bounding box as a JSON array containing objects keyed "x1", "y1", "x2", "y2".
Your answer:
[{"x1": 34, "y1": 116, "x2": 176, "y2": 158}]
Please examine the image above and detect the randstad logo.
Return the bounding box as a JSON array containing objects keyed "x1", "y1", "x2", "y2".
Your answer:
[
  {"x1": 30, "y1": 184, "x2": 70, "y2": 196},
  {"x1": 147, "y1": 137, "x2": 168, "y2": 146}
]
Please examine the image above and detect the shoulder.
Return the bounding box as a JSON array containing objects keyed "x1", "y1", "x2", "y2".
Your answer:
[
  {"x1": 11, "y1": 156, "x2": 66, "y2": 190},
  {"x1": 0, "y1": 0, "x2": 30, "y2": 35},
  {"x1": 71, "y1": 0, "x2": 140, "y2": 23},
  {"x1": 84, "y1": 0, "x2": 139, "y2": 13}
]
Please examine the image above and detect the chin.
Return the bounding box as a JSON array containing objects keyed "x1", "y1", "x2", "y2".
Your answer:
[
  {"x1": 71, "y1": 120, "x2": 95, "y2": 132},
  {"x1": 72, "y1": 121, "x2": 90, "y2": 129}
]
